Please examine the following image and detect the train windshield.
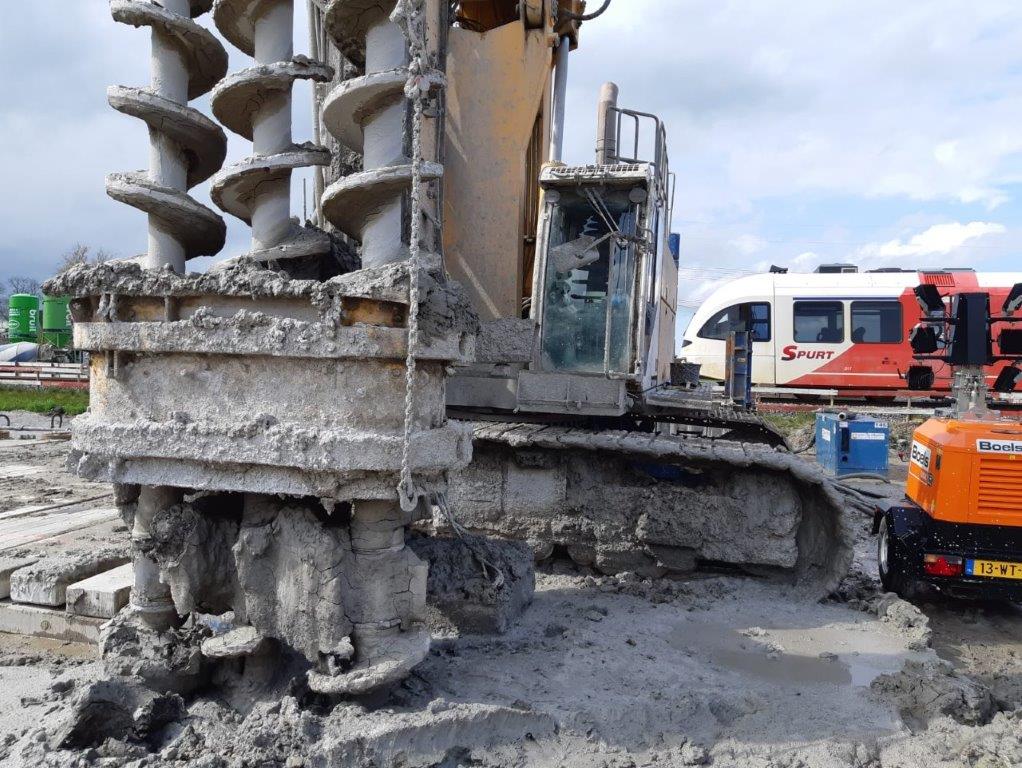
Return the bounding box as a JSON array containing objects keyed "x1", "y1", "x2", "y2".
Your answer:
[{"x1": 697, "y1": 302, "x2": 770, "y2": 342}]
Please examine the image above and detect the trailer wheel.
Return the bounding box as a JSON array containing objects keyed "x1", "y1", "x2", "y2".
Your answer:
[{"x1": 878, "y1": 516, "x2": 911, "y2": 596}]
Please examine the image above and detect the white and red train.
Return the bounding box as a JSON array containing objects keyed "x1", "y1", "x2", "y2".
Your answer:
[{"x1": 681, "y1": 269, "x2": 1022, "y2": 395}]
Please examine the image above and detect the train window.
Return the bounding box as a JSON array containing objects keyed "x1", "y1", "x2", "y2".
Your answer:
[
  {"x1": 697, "y1": 303, "x2": 771, "y2": 342},
  {"x1": 851, "y1": 301, "x2": 902, "y2": 343},
  {"x1": 793, "y1": 301, "x2": 844, "y2": 343}
]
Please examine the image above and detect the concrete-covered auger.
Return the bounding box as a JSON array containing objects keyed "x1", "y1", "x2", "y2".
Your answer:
[
  {"x1": 46, "y1": 0, "x2": 476, "y2": 698},
  {"x1": 210, "y1": 0, "x2": 334, "y2": 263},
  {"x1": 106, "y1": 0, "x2": 229, "y2": 629},
  {"x1": 319, "y1": 0, "x2": 445, "y2": 270},
  {"x1": 107, "y1": 0, "x2": 228, "y2": 273}
]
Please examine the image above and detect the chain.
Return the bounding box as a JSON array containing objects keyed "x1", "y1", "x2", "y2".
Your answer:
[{"x1": 395, "y1": 0, "x2": 429, "y2": 513}]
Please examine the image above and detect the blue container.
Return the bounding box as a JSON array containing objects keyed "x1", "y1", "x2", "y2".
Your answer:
[{"x1": 815, "y1": 412, "x2": 890, "y2": 477}]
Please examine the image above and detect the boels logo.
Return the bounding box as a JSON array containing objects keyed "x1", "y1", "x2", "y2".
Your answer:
[
  {"x1": 781, "y1": 345, "x2": 837, "y2": 362},
  {"x1": 977, "y1": 439, "x2": 1022, "y2": 455},
  {"x1": 910, "y1": 441, "x2": 931, "y2": 470}
]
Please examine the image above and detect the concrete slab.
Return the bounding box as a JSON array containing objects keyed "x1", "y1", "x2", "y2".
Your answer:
[
  {"x1": 0, "y1": 506, "x2": 119, "y2": 552},
  {"x1": 9, "y1": 548, "x2": 129, "y2": 607},
  {"x1": 0, "y1": 600, "x2": 106, "y2": 644},
  {"x1": 65, "y1": 563, "x2": 134, "y2": 619},
  {"x1": 0, "y1": 556, "x2": 39, "y2": 600}
]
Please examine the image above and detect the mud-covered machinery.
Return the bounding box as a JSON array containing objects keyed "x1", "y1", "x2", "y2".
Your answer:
[
  {"x1": 876, "y1": 283, "x2": 1022, "y2": 598},
  {"x1": 357, "y1": 2, "x2": 853, "y2": 592},
  {"x1": 48, "y1": 0, "x2": 852, "y2": 706}
]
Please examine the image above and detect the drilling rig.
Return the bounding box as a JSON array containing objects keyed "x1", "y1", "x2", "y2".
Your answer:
[
  {"x1": 305, "y1": 0, "x2": 851, "y2": 589},
  {"x1": 46, "y1": 0, "x2": 852, "y2": 700}
]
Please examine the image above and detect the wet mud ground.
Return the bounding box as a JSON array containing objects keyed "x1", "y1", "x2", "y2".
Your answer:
[{"x1": 1, "y1": 410, "x2": 1021, "y2": 766}]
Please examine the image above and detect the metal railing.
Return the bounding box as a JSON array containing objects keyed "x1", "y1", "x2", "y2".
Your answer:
[{"x1": 608, "y1": 106, "x2": 673, "y2": 214}]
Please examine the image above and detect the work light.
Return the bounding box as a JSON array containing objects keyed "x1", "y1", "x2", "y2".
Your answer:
[
  {"x1": 993, "y1": 366, "x2": 1022, "y2": 394},
  {"x1": 906, "y1": 365, "x2": 936, "y2": 390},
  {"x1": 909, "y1": 324, "x2": 939, "y2": 354},
  {"x1": 914, "y1": 284, "x2": 944, "y2": 315}
]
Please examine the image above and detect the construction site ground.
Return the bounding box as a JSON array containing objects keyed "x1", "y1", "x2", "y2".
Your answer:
[{"x1": 2, "y1": 411, "x2": 1022, "y2": 767}]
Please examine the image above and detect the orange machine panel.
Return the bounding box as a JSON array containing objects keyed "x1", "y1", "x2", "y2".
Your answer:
[{"x1": 907, "y1": 417, "x2": 1022, "y2": 526}]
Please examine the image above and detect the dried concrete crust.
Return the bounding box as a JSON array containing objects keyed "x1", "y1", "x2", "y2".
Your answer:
[
  {"x1": 870, "y1": 660, "x2": 996, "y2": 732},
  {"x1": 139, "y1": 494, "x2": 432, "y2": 689},
  {"x1": 48, "y1": 256, "x2": 479, "y2": 505},
  {"x1": 46, "y1": 257, "x2": 480, "y2": 340},
  {"x1": 448, "y1": 423, "x2": 854, "y2": 598}
]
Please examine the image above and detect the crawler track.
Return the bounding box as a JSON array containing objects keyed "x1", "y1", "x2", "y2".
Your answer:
[{"x1": 449, "y1": 421, "x2": 854, "y2": 598}]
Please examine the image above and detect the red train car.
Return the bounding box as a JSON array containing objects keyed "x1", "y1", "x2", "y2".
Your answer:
[{"x1": 680, "y1": 269, "x2": 1022, "y2": 395}]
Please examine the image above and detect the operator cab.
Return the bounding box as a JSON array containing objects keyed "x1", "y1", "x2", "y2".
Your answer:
[{"x1": 517, "y1": 96, "x2": 677, "y2": 417}]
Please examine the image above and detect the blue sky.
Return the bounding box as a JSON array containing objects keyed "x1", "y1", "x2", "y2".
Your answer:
[{"x1": 2, "y1": 0, "x2": 1020, "y2": 334}]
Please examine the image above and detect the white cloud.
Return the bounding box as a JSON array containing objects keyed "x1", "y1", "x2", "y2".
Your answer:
[
  {"x1": 729, "y1": 234, "x2": 767, "y2": 256},
  {"x1": 872, "y1": 221, "x2": 1006, "y2": 259},
  {"x1": 4, "y1": 0, "x2": 1022, "y2": 286},
  {"x1": 565, "y1": 0, "x2": 1022, "y2": 219}
]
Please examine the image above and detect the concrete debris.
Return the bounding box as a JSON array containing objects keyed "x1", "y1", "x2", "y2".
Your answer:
[
  {"x1": 50, "y1": 677, "x2": 185, "y2": 750},
  {"x1": 408, "y1": 534, "x2": 535, "y2": 634},
  {"x1": 876, "y1": 592, "x2": 932, "y2": 651},
  {"x1": 8, "y1": 547, "x2": 129, "y2": 607},
  {"x1": 99, "y1": 611, "x2": 209, "y2": 695},
  {"x1": 871, "y1": 660, "x2": 996, "y2": 732},
  {"x1": 64, "y1": 562, "x2": 134, "y2": 618},
  {"x1": 200, "y1": 626, "x2": 266, "y2": 659},
  {"x1": 0, "y1": 556, "x2": 39, "y2": 600},
  {"x1": 472, "y1": 318, "x2": 536, "y2": 364}
]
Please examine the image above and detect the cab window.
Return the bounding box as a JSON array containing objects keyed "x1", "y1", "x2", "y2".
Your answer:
[
  {"x1": 697, "y1": 302, "x2": 771, "y2": 342},
  {"x1": 794, "y1": 301, "x2": 844, "y2": 343},
  {"x1": 851, "y1": 301, "x2": 902, "y2": 343}
]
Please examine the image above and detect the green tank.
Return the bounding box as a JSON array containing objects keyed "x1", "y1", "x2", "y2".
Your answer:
[
  {"x1": 8, "y1": 294, "x2": 40, "y2": 343},
  {"x1": 42, "y1": 295, "x2": 72, "y2": 348}
]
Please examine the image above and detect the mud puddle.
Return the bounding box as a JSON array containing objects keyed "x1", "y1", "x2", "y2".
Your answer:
[{"x1": 668, "y1": 616, "x2": 921, "y2": 689}]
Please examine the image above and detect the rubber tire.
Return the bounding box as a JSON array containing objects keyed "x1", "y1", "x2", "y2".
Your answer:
[{"x1": 878, "y1": 516, "x2": 911, "y2": 596}]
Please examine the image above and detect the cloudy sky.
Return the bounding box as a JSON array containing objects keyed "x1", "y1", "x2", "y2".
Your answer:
[{"x1": 2, "y1": 0, "x2": 1021, "y2": 328}]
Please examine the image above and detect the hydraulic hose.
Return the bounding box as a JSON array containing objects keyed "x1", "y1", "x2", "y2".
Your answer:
[{"x1": 561, "y1": 0, "x2": 612, "y2": 22}]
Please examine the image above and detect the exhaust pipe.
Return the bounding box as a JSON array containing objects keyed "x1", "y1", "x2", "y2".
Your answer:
[
  {"x1": 549, "y1": 35, "x2": 571, "y2": 163},
  {"x1": 596, "y1": 81, "x2": 618, "y2": 165}
]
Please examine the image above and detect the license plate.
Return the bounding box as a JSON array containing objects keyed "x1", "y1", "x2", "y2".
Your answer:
[{"x1": 966, "y1": 559, "x2": 1022, "y2": 580}]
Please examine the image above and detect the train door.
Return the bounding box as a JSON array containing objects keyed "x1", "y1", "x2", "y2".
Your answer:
[
  {"x1": 747, "y1": 300, "x2": 775, "y2": 385},
  {"x1": 776, "y1": 297, "x2": 850, "y2": 387},
  {"x1": 846, "y1": 299, "x2": 905, "y2": 388}
]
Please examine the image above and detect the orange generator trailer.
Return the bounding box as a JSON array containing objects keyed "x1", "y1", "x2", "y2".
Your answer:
[{"x1": 875, "y1": 283, "x2": 1022, "y2": 597}]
